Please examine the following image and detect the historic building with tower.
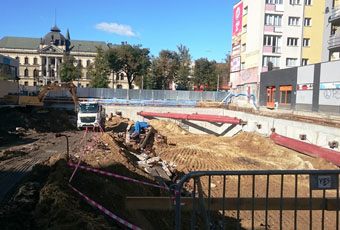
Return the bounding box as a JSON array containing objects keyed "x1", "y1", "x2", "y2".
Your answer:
[{"x1": 0, "y1": 25, "x2": 134, "y2": 88}]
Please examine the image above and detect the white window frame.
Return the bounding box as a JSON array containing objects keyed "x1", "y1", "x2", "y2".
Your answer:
[
  {"x1": 287, "y1": 37, "x2": 299, "y2": 46},
  {"x1": 242, "y1": 43, "x2": 247, "y2": 52},
  {"x1": 288, "y1": 17, "x2": 300, "y2": 26},
  {"x1": 286, "y1": 58, "x2": 298, "y2": 67},
  {"x1": 266, "y1": 0, "x2": 283, "y2": 4},
  {"x1": 265, "y1": 14, "x2": 282, "y2": 26},
  {"x1": 243, "y1": 6, "x2": 248, "y2": 16},
  {"x1": 304, "y1": 18, "x2": 311, "y2": 26},
  {"x1": 303, "y1": 38, "x2": 310, "y2": 47},
  {"x1": 305, "y1": 0, "x2": 312, "y2": 5},
  {"x1": 302, "y1": 59, "x2": 309, "y2": 66},
  {"x1": 263, "y1": 56, "x2": 280, "y2": 67},
  {"x1": 290, "y1": 0, "x2": 300, "y2": 4}
]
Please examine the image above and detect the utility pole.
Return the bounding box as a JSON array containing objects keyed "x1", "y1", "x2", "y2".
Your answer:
[{"x1": 217, "y1": 74, "x2": 220, "y2": 92}]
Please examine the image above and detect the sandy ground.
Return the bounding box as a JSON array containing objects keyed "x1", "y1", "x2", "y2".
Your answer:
[{"x1": 0, "y1": 112, "x2": 339, "y2": 229}]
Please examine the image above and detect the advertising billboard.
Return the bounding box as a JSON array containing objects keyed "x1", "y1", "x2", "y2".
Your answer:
[
  {"x1": 230, "y1": 2, "x2": 243, "y2": 73},
  {"x1": 231, "y1": 56, "x2": 241, "y2": 72},
  {"x1": 232, "y1": 2, "x2": 243, "y2": 37}
]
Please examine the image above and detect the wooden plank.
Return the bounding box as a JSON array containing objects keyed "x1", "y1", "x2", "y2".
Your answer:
[{"x1": 125, "y1": 197, "x2": 339, "y2": 211}]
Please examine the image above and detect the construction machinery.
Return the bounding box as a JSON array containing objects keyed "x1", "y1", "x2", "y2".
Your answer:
[
  {"x1": 77, "y1": 101, "x2": 106, "y2": 129},
  {"x1": 3, "y1": 82, "x2": 79, "y2": 108}
]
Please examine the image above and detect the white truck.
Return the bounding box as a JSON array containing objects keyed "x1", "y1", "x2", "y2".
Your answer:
[{"x1": 77, "y1": 101, "x2": 105, "y2": 130}]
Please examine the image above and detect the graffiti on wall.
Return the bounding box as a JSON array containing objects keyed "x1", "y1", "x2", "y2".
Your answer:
[{"x1": 323, "y1": 89, "x2": 340, "y2": 100}]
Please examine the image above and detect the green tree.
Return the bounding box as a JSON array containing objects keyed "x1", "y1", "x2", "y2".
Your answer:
[
  {"x1": 153, "y1": 50, "x2": 179, "y2": 89},
  {"x1": 106, "y1": 43, "x2": 150, "y2": 89},
  {"x1": 147, "y1": 56, "x2": 162, "y2": 89},
  {"x1": 193, "y1": 58, "x2": 218, "y2": 91},
  {"x1": 88, "y1": 47, "x2": 110, "y2": 88},
  {"x1": 175, "y1": 44, "x2": 191, "y2": 89},
  {"x1": 59, "y1": 53, "x2": 78, "y2": 82},
  {"x1": 216, "y1": 54, "x2": 231, "y2": 90}
]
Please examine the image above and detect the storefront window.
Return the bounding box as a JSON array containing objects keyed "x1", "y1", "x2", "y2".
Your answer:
[{"x1": 279, "y1": 85, "x2": 292, "y2": 104}]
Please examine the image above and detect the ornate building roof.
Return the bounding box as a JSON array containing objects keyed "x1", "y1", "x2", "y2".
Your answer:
[{"x1": 0, "y1": 26, "x2": 110, "y2": 53}]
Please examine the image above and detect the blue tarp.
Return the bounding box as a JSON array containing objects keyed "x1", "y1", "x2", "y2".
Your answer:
[{"x1": 134, "y1": 121, "x2": 150, "y2": 134}]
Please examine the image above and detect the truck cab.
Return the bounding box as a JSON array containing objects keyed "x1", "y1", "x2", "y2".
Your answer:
[{"x1": 77, "y1": 101, "x2": 105, "y2": 129}]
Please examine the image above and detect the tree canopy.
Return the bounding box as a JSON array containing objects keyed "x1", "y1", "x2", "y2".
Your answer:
[
  {"x1": 106, "y1": 43, "x2": 150, "y2": 89},
  {"x1": 193, "y1": 58, "x2": 218, "y2": 90},
  {"x1": 59, "y1": 53, "x2": 78, "y2": 82},
  {"x1": 88, "y1": 47, "x2": 110, "y2": 88}
]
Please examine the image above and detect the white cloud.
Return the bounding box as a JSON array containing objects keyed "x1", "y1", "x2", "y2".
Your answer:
[{"x1": 95, "y1": 22, "x2": 136, "y2": 37}]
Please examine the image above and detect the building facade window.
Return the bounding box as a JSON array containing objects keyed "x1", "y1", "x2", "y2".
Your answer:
[
  {"x1": 303, "y1": 38, "x2": 310, "y2": 47},
  {"x1": 290, "y1": 0, "x2": 300, "y2": 4},
  {"x1": 243, "y1": 24, "x2": 247, "y2": 33},
  {"x1": 24, "y1": 68, "x2": 29, "y2": 77},
  {"x1": 287, "y1": 37, "x2": 299, "y2": 46},
  {"x1": 266, "y1": 0, "x2": 283, "y2": 4},
  {"x1": 288, "y1": 17, "x2": 300, "y2": 26},
  {"x1": 264, "y1": 35, "x2": 282, "y2": 53},
  {"x1": 87, "y1": 60, "x2": 91, "y2": 67},
  {"x1": 302, "y1": 59, "x2": 309, "y2": 66},
  {"x1": 305, "y1": 0, "x2": 312, "y2": 5},
  {"x1": 33, "y1": 69, "x2": 38, "y2": 77},
  {"x1": 304, "y1": 18, "x2": 311, "y2": 26},
  {"x1": 24, "y1": 57, "x2": 29, "y2": 65},
  {"x1": 243, "y1": 6, "x2": 248, "y2": 15},
  {"x1": 279, "y1": 85, "x2": 292, "y2": 104},
  {"x1": 286, "y1": 58, "x2": 298, "y2": 66},
  {"x1": 34, "y1": 58, "x2": 38, "y2": 65},
  {"x1": 265, "y1": 14, "x2": 282, "y2": 26},
  {"x1": 24, "y1": 81, "x2": 28, "y2": 86},
  {"x1": 242, "y1": 43, "x2": 247, "y2": 52},
  {"x1": 116, "y1": 73, "x2": 119, "y2": 80},
  {"x1": 117, "y1": 84, "x2": 123, "y2": 89},
  {"x1": 85, "y1": 72, "x2": 89, "y2": 79},
  {"x1": 263, "y1": 56, "x2": 280, "y2": 67},
  {"x1": 15, "y1": 57, "x2": 20, "y2": 63},
  {"x1": 120, "y1": 73, "x2": 124, "y2": 80}
]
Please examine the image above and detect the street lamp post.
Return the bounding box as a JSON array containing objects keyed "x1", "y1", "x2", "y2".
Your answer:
[{"x1": 217, "y1": 74, "x2": 220, "y2": 92}]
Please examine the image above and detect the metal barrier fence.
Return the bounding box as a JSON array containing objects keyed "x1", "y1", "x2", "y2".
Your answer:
[
  {"x1": 47, "y1": 88, "x2": 229, "y2": 102},
  {"x1": 172, "y1": 170, "x2": 340, "y2": 230}
]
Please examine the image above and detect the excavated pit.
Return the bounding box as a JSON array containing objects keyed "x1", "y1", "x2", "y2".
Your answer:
[{"x1": 0, "y1": 110, "x2": 339, "y2": 229}]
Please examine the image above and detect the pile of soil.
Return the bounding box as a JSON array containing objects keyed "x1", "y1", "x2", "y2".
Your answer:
[{"x1": 1, "y1": 117, "x2": 338, "y2": 229}]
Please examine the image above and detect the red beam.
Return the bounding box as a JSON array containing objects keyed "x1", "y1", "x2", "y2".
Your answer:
[
  {"x1": 138, "y1": 111, "x2": 244, "y2": 125},
  {"x1": 270, "y1": 132, "x2": 340, "y2": 167}
]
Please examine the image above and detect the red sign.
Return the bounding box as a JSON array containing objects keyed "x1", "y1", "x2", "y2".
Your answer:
[{"x1": 232, "y1": 2, "x2": 243, "y2": 37}]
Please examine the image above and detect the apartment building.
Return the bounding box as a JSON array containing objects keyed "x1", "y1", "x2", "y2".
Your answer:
[{"x1": 230, "y1": 0, "x2": 336, "y2": 100}]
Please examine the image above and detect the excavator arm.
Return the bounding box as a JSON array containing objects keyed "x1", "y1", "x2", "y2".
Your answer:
[{"x1": 37, "y1": 82, "x2": 79, "y2": 109}]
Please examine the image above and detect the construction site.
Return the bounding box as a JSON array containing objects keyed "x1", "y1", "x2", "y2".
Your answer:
[{"x1": 1, "y1": 86, "x2": 340, "y2": 230}]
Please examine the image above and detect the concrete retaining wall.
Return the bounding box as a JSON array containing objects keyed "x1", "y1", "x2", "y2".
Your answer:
[{"x1": 105, "y1": 106, "x2": 340, "y2": 152}]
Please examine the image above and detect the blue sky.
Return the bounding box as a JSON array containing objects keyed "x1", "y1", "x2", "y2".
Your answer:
[{"x1": 1, "y1": 0, "x2": 239, "y2": 62}]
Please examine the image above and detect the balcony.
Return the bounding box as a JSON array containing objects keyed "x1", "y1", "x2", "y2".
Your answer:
[
  {"x1": 329, "y1": 6, "x2": 340, "y2": 26},
  {"x1": 328, "y1": 35, "x2": 340, "y2": 52},
  {"x1": 264, "y1": 25, "x2": 282, "y2": 33},
  {"x1": 265, "y1": 4, "x2": 284, "y2": 12},
  {"x1": 265, "y1": 4, "x2": 275, "y2": 11},
  {"x1": 263, "y1": 46, "x2": 281, "y2": 54}
]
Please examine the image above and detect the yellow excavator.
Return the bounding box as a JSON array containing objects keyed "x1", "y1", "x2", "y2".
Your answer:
[{"x1": 4, "y1": 82, "x2": 79, "y2": 108}]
